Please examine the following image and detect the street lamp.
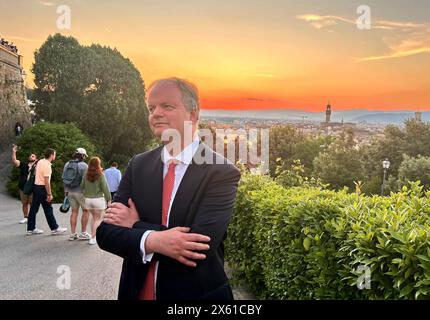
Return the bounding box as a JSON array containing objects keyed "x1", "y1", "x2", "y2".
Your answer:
[{"x1": 381, "y1": 158, "x2": 390, "y2": 196}]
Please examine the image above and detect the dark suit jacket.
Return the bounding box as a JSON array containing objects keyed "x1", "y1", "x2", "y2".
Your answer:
[{"x1": 96, "y1": 143, "x2": 241, "y2": 300}]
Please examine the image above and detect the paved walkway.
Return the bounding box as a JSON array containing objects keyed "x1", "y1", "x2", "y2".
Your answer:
[
  {"x1": 0, "y1": 148, "x2": 255, "y2": 300},
  {"x1": 0, "y1": 148, "x2": 122, "y2": 299}
]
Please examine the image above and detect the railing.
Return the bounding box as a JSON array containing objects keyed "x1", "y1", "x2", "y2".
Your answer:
[{"x1": 0, "y1": 44, "x2": 22, "y2": 70}]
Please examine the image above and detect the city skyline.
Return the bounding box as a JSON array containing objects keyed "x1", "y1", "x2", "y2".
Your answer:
[{"x1": 1, "y1": 0, "x2": 429, "y2": 111}]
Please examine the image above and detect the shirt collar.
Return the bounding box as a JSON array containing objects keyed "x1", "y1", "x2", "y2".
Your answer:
[{"x1": 162, "y1": 133, "x2": 200, "y2": 165}]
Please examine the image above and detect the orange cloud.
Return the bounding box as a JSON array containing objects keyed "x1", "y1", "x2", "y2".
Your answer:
[{"x1": 2, "y1": 35, "x2": 44, "y2": 43}]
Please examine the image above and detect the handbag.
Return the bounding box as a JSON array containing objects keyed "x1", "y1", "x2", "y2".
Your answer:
[
  {"x1": 60, "y1": 196, "x2": 70, "y2": 213},
  {"x1": 23, "y1": 161, "x2": 38, "y2": 195},
  {"x1": 22, "y1": 176, "x2": 35, "y2": 195}
]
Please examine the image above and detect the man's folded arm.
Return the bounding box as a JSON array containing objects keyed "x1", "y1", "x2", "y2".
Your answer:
[
  {"x1": 112, "y1": 154, "x2": 167, "y2": 233},
  {"x1": 131, "y1": 165, "x2": 240, "y2": 264},
  {"x1": 97, "y1": 155, "x2": 159, "y2": 264},
  {"x1": 106, "y1": 154, "x2": 240, "y2": 265},
  {"x1": 96, "y1": 222, "x2": 147, "y2": 265},
  {"x1": 96, "y1": 221, "x2": 168, "y2": 265}
]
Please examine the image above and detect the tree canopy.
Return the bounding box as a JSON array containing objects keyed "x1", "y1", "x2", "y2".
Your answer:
[{"x1": 32, "y1": 34, "x2": 152, "y2": 161}]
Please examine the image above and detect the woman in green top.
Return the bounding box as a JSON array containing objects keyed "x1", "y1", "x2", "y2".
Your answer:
[{"x1": 81, "y1": 157, "x2": 111, "y2": 245}]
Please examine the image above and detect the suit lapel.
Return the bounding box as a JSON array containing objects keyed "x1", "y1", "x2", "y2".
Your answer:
[{"x1": 141, "y1": 146, "x2": 164, "y2": 224}]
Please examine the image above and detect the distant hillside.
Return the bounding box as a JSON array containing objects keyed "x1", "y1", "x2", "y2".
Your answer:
[
  {"x1": 200, "y1": 109, "x2": 428, "y2": 124},
  {"x1": 352, "y1": 112, "x2": 430, "y2": 124}
]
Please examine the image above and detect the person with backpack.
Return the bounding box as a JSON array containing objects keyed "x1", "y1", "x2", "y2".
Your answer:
[
  {"x1": 11, "y1": 145, "x2": 38, "y2": 224},
  {"x1": 80, "y1": 157, "x2": 111, "y2": 245},
  {"x1": 62, "y1": 148, "x2": 91, "y2": 241}
]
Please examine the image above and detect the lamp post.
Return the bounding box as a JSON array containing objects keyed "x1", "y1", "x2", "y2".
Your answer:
[{"x1": 381, "y1": 159, "x2": 390, "y2": 196}]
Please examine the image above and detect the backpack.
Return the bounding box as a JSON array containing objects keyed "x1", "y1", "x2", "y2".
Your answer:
[{"x1": 62, "y1": 160, "x2": 81, "y2": 189}]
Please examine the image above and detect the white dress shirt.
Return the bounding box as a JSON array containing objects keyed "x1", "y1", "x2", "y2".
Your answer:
[{"x1": 139, "y1": 135, "x2": 201, "y2": 263}]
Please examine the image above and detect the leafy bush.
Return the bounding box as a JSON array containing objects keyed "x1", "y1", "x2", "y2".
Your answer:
[
  {"x1": 274, "y1": 158, "x2": 327, "y2": 189},
  {"x1": 268, "y1": 125, "x2": 305, "y2": 175},
  {"x1": 397, "y1": 154, "x2": 430, "y2": 190},
  {"x1": 226, "y1": 173, "x2": 277, "y2": 294},
  {"x1": 361, "y1": 175, "x2": 383, "y2": 196},
  {"x1": 313, "y1": 143, "x2": 365, "y2": 191},
  {"x1": 7, "y1": 122, "x2": 97, "y2": 202},
  {"x1": 226, "y1": 173, "x2": 430, "y2": 299}
]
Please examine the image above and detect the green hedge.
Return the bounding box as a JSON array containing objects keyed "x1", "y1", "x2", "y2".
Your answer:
[
  {"x1": 7, "y1": 122, "x2": 98, "y2": 201},
  {"x1": 226, "y1": 174, "x2": 430, "y2": 299}
]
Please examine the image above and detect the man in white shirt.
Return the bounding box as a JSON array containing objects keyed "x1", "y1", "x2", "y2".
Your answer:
[{"x1": 104, "y1": 162, "x2": 122, "y2": 200}]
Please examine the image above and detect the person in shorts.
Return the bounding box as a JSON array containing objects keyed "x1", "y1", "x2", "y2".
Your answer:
[
  {"x1": 63, "y1": 148, "x2": 91, "y2": 241},
  {"x1": 11, "y1": 145, "x2": 37, "y2": 224},
  {"x1": 80, "y1": 157, "x2": 111, "y2": 245}
]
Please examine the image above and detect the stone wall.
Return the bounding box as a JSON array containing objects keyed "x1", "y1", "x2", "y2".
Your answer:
[{"x1": 0, "y1": 46, "x2": 31, "y2": 150}]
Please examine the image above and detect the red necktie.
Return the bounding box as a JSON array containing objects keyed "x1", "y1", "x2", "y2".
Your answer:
[{"x1": 139, "y1": 161, "x2": 177, "y2": 300}]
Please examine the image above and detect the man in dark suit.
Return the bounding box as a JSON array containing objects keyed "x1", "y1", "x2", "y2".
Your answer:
[{"x1": 97, "y1": 77, "x2": 241, "y2": 300}]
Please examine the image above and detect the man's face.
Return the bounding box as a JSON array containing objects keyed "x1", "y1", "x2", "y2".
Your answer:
[
  {"x1": 28, "y1": 154, "x2": 36, "y2": 162},
  {"x1": 51, "y1": 152, "x2": 56, "y2": 161},
  {"x1": 147, "y1": 82, "x2": 197, "y2": 140}
]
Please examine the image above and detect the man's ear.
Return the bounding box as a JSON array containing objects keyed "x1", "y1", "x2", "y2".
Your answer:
[{"x1": 190, "y1": 109, "x2": 199, "y2": 123}]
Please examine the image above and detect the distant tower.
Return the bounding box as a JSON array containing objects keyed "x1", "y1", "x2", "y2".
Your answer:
[
  {"x1": 415, "y1": 110, "x2": 422, "y2": 122},
  {"x1": 325, "y1": 102, "x2": 332, "y2": 123}
]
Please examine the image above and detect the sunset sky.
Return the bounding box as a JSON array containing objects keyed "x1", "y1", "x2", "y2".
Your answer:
[{"x1": 1, "y1": 0, "x2": 429, "y2": 111}]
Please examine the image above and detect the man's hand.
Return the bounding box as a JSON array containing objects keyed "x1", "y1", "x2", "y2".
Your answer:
[
  {"x1": 103, "y1": 198, "x2": 140, "y2": 228},
  {"x1": 146, "y1": 227, "x2": 210, "y2": 267},
  {"x1": 47, "y1": 194, "x2": 53, "y2": 203}
]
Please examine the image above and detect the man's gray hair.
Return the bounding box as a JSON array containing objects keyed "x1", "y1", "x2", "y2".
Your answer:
[{"x1": 147, "y1": 77, "x2": 200, "y2": 114}]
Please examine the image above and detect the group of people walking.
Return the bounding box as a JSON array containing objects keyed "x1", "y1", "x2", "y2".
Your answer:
[{"x1": 12, "y1": 145, "x2": 122, "y2": 245}]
